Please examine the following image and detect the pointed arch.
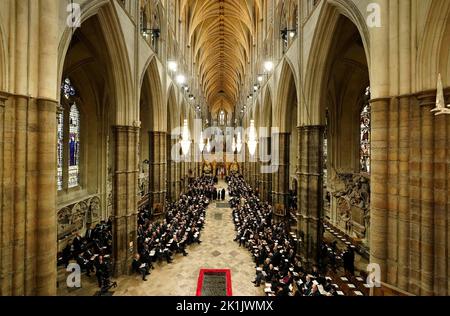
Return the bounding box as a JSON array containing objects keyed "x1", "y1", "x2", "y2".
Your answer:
[
  {"x1": 304, "y1": 0, "x2": 371, "y2": 125},
  {"x1": 140, "y1": 57, "x2": 164, "y2": 131},
  {"x1": 277, "y1": 59, "x2": 298, "y2": 132},
  {"x1": 0, "y1": 20, "x2": 7, "y2": 91},
  {"x1": 417, "y1": 0, "x2": 450, "y2": 90},
  {"x1": 58, "y1": 0, "x2": 134, "y2": 126}
]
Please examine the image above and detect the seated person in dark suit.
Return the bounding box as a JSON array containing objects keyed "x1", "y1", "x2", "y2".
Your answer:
[{"x1": 132, "y1": 254, "x2": 150, "y2": 281}]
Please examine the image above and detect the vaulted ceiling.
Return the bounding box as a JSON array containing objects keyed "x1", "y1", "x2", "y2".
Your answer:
[{"x1": 181, "y1": 0, "x2": 259, "y2": 115}]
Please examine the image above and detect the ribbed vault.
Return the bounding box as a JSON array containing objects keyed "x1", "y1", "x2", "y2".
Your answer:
[{"x1": 181, "y1": 0, "x2": 258, "y2": 115}]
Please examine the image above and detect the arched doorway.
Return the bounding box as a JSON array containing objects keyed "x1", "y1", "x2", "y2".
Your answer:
[
  {"x1": 57, "y1": 1, "x2": 136, "y2": 281},
  {"x1": 273, "y1": 60, "x2": 297, "y2": 220},
  {"x1": 166, "y1": 84, "x2": 179, "y2": 201},
  {"x1": 321, "y1": 16, "x2": 371, "y2": 248},
  {"x1": 56, "y1": 14, "x2": 127, "y2": 288},
  {"x1": 137, "y1": 71, "x2": 156, "y2": 210},
  {"x1": 140, "y1": 58, "x2": 165, "y2": 217},
  {"x1": 299, "y1": 5, "x2": 372, "y2": 268}
]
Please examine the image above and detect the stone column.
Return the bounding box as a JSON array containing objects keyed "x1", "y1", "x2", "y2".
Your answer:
[
  {"x1": 35, "y1": 0, "x2": 58, "y2": 296},
  {"x1": 387, "y1": 97, "x2": 399, "y2": 285},
  {"x1": 35, "y1": 98, "x2": 58, "y2": 294},
  {"x1": 149, "y1": 131, "x2": 167, "y2": 211},
  {"x1": 432, "y1": 99, "x2": 449, "y2": 296},
  {"x1": 166, "y1": 135, "x2": 178, "y2": 201},
  {"x1": 271, "y1": 132, "x2": 290, "y2": 214},
  {"x1": 13, "y1": 94, "x2": 27, "y2": 295},
  {"x1": 244, "y1": 149, "x2": 250, "y2": 183},
  {"x1": 418, "y1": 94, "x2": 435, "y2": 296},
  {"x1": 250, "y1": 149, "x2": 259, "y2": 190},
  {"x1": 397, "y1": 95, "x2": 411, "y2": 290},
  {"x1": 370, "y1": 98, "x2": 390, "y2": 282},
  {"x1": 0, "y1": 93, "x2": 12, "y2": 296},
  {"x1": 180, "y1": 160, "x2": 186, "y2": 193},
  {"x1": 113, "y1": 126, "x2": 138, "y2": 276},
  {"x1": 297, "y1": 126, "x2": 324, "y2": 266},
  {"x1": 259, "y1": 136, "x2": 272, "y2": 202},
  {"x1": 259, "y1": 172, "x2": 271, "y2": 202}
]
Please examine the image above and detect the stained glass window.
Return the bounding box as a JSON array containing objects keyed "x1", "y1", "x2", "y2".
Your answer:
[
  {"x1": 68, "y1": 104, "x2": 80, "y2": 188},
  {"x1": 57, "y1": 110, "x2": 64, "y2": 191},
  {"x1": 62, "y1": 78, "x2": 76, "y2": 100},
  {"x1": 59, "y1": 77, "x2": 82, "y2": 190},
  {"x1": 360, "y1": 86, "x2": 371, "y2": 173}
]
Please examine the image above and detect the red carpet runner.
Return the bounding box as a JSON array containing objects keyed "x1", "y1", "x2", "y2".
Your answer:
[{"x1": 196, "y1": 269, "x2": 232, "y2": 296}]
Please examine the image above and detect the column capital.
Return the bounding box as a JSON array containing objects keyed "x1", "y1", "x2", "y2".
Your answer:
[
  {"x1": 0, "y1": 91, "x2": 10, "y2": 106},
  {"x1": 149, "y1": 130, "x2": 168, "y2": 136},
  {"x1": 297, "y1": 125, "x2": 325, "y2": 131},
  {"x1": 114, "y1": 125, "x2": 139, "y2": 133},
  {"x1": 416, "y1": 90, "x2": 439, "y2": 108},
  {"x1": 272, "y1": 131, "x2": 291, "y2": 136}
]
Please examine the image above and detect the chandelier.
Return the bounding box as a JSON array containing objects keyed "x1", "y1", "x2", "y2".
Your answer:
[
  {"x1": 206, "y1": 138, "x2": 212, "y2": 153},
  {"x1": 247, "y1": 120, "x2": 258, "y2": 156},
  {"x1": 232, "y1": 136, "x2": 237, "y2": 153},
  {"x1": 180, "y1": 119, "x2": 191, "y2": 156},
  {"x1": 199, "y1": 131, "x2": 205, "y2": 153},
  {"x1": 236, "y1": 132, "x2": 243, "y2": 153}
]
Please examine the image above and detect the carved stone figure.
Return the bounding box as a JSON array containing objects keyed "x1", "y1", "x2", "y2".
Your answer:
[{"x1": 332, "y1": 173, "x2": 370, "y2": 239}]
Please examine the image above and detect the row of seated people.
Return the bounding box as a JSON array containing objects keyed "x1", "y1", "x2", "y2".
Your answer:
[
  {"x1": 57, "y1": 220, "x2": 114, "y2": 290},
  {"x1": 227, "y1": 173, "x2": 344, "y2": 296},
  {"x1": 132, "y1": 176, "x2": 213, "y2": 280}
]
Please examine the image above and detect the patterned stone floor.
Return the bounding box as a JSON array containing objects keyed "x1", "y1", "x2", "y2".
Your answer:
[{"x1": 57, "y1": 181, "x2": 262, "y2": 296}]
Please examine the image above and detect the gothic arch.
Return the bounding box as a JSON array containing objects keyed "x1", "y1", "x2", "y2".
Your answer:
[
  {"x1": 0, "y1": 21, "x2": 6, "y2": 91},
  {"x1": 277, "y1": 59, "x2": 298, "y2": 132},
  {"x1": 58, "y1": 0, "x2": 134, "y2": 125},
  {"x1": 304, "y1": 1, "x2": 371, "y2": 125},
  {"x1": 141, "y1": 57, "x2": 164, "y2": 131},
  {"x1": 417, "y1": 0, "x2": 450, "y2": 90}
]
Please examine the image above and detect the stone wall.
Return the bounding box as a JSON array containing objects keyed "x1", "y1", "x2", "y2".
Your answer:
[
  {"x1": 57, "y1": 196, "x2": 101, "y2": 251},
  {"x1": 327, "y1": 173, "x2": 370, "y2": 245}
]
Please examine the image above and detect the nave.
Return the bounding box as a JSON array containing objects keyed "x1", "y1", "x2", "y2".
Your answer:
[
  {"x1": 58, "y1": 179, "x2": 261, "y2": 296},
  {"x1": 1, "y1": 0, "x2": 449, "y2": 297}
]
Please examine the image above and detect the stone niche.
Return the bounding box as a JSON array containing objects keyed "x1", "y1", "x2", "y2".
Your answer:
[
  {"x1": 327, "y1": 173, "x2": 370, "y2": 246},
  {"x1": 57, "y1": 196, "x2": 101, "y2": 251}
]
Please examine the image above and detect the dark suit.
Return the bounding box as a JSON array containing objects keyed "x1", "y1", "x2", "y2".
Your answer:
[
  {"x1": 85, "y1": 229, "x2": 94, "y2": 241},
  {"x1": 132, "y1": 258, "x2": 149, "y2": 280}
]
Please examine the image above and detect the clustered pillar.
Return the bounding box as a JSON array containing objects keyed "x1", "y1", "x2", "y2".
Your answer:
[
  {"x1": 258, "y1": 135, "x2": 272, "y2": 202},
  {"x1": 271, "y1": 132, "x2": 290, "y2": 215},
  {"x1": 0, "y1": 0, "x2": 58, "y2": 296},
  {"x1": 250, "y1": 149, "x2": 259, "y2": 192},
  {"x1": 166, "y1": 135, "x2": 180, "y2": 201},
  {"x1": 297, "y1": 126, "x2": 324, "y2": 267},
  {"x1": 370, "y1": 92, "x2": 450, "y2": 296},
  {"x1": 113, "y1": 126, "x2": 139, "y2": 276},
  {"x1": 149, "y1": 131, "x2": 167, "y2": 212}
]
